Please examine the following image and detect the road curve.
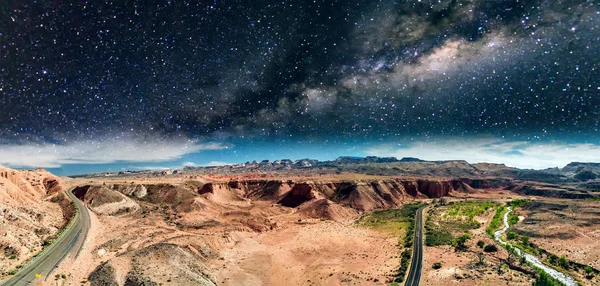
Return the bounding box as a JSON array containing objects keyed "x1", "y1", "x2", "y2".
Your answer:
[
  {"x1": 2, "y1": 187, "x2": 90, "y2": 286},
  {"x1": 405, "y1": 206, "x2": 425, "y2": 286}
]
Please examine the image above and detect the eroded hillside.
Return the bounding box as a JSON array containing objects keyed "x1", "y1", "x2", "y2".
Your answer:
[{"x1": 0, "y1": 167, "x2": 71, "y2": 276}]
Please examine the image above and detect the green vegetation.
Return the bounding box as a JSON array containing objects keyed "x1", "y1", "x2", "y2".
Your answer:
[
  {"x1": 484, "y1": 244, "x2": 498, "y2": 252},
  {"x1": 432, "y1": 262, "x2": 442, "y2": 269},
  {"x1": 532, "y1": 268, "x2": 566, "y2": 286},
  {"x1": 453, "y1": 233, "x2": 472, "y2": 252},
  {"x1": 394, "y1": 249, "x2": 412, "y2": 283},
  {"x1": 558, "y1": 256, "x2": 570, "y2": 270},
  {"x1": 9, "y1": 254, "x2": 17, "y2": 259},
  {"x1": 486, "y1": 205, "x2": 506, "y2": 236},
  {"x1": 426, "y1": 201, "x2": 493, "y2": 247},
  {"x1": 507, "y1": 199, "x2": 531, "y2": 208},
  {"x1": 358, "y1": 203, "x2": 423, "y2": 240},
  {"x1": 507, "y1": 231, "x2": 518, "y2": 240},
  {"x1": 521, "y1": 236, "x2": 529, "y2": 245},
  {"x1": 476, "y1": 240, "x2": 485, "y2": 248},
  {"x1": 424, "y1": 227, "x2": 453, "y2": 246},
  {"x1": 443, "y1": 201, "x2": 494, "y2": 221},
  {"x1": 358, "y1": 203, "x2": 424, "y2": 284},
  {"x1": 508, "y1": 212, "x2": 519, "y2": 225},
  {"x1": 585, "y1": 266, "x2": 594, "y2": 274}
]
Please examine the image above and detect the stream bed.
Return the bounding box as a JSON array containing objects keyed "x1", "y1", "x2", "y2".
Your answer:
[{"x1": 493, "y1": 207, "x2": 577, "y2": 286}]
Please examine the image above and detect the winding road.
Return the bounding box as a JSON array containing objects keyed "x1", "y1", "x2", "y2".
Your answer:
[
  {"x1": 405, "y1": 206, "x2": 425, "y2": 286},
  {"x1": 2, "y1": 187, "x2": 90, "y2": 286}
]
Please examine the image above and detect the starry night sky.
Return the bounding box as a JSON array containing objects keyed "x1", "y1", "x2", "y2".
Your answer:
[{"x1": 1, "y1": 0, "x2": 600, "y2": 173}]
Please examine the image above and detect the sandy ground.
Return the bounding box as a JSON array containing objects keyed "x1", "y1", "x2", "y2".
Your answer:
[
  {"x1": 421, "y1": 203, "x2": 534, "y2": 286},
  {"x1": 212, "y1": 221, "x2": 398, "y2": 285},
  {"x1": 515, "y1": 199, "x2": 600, "y2": 269}
]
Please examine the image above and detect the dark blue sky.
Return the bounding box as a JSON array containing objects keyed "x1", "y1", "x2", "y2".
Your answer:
[{"x1": 1, "y1": 1, "x2": 599, "y2": 174}]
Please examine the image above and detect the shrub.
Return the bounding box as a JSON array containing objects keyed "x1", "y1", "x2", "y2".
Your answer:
[
  {"x1": 521, "y1": 236, "x2": 529, "y2": 245},
  {"x1": 483, "y1": 244, "x2": 498, "y2": 252},
  {"x1": 520, "y1": 255, "x2": 527, "y2": 265},
  {"x1": 508, "y1": 213, "x2": 519, "y2": 225},
  {"x1": 432, "y1": 262, "x2": 442, "y2": 269},
  {"x1": 395, "y1": 249, "x2": 412, "y2": 282},
  {"x1": 9, "y1": 254, "x2": 17, "y2": 259},
  {"x1": 425, "y1": 228, "x2": 453, "y2": 246},
  {"x1": 452, "y1": 233, "x2": 472, "y2": 252},
  {"x1": 548, "y1": 254, "x2": 558, "y2": 265},
  {"x1": 559, "y1": 256, "x2": 570, "y2": 269},
  {"x1": 534, "y1": 269, "x2": 564, "y2": 286},
  {"x1": 507, "y1": 231, "x2": 518, "y2": 240},
  {"x1": 477, "y1": 240, "x2": 485, "y2": 248},
  {"x1": 584, "y1": 266, "x2": 594, "y2": 274}
]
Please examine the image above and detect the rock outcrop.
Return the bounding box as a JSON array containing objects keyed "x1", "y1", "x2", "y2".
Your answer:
[
  {"x1": 277, "y1": 183, "x2": 319, "y2": 207},
  {"x1": 74, "y1": 185, "x2": 139, "y2": 216},
  {"x1": 0, "y1": 167, "x2": 68, "y2": 273}
]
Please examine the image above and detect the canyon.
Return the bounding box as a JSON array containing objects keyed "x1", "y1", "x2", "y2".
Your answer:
[{"x1": 1, "y1": 157, "x2": 600, "y2": 285}]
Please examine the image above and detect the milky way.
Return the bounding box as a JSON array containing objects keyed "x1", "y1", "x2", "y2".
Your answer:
[{"x1": 1, "y1": 1, "x2": 600, "y2": 170}]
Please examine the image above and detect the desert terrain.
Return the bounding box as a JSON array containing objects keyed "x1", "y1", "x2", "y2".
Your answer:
[{"x1": 1, "y1": 157, "x2": 600, "y2": 285}]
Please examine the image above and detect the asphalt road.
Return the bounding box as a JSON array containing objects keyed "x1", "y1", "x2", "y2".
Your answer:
[
  {"x1": 405, "y1": 206, "x2": 425, "y2": 286},
  {"x1": 2, "y1": 187, "x2": 90, "y2": 286}
]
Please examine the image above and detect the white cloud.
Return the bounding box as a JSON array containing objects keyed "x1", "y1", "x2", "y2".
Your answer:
[
  {"x1": 0, "y1": 139, "x2": 227, "y2": 168},
  {"x1": 364, "y1": 138, "x2": 600, "y2": 169}
]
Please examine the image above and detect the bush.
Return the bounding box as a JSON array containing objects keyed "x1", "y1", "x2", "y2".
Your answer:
[
  {"x1": 508, "y1": 213, "x2": 519, "y2": 225},
  {"x1": 548, "y1": 253, "x2": 558, "y2": 265},
  {"x1": 432, "y1": 262, "x2": 442, "y2": 269},
  {"x1": 584, "y1": 266, "x2": 594, "y2": 274},
  {"x1": 453, "y1": 233, "x2": 472, "y2": 251},
  {"x1": 534, "y1": 270, "x2": 563, "y2": 286},
  {"x1": 484, "y1": 244, "x2": 498, "y2": 252},
  {"x1": 477, "y1": 240, "x2": 485, "y2": 248},
  {"x1": 486, "y1": 206, "x2": 506, "y2": 236},
  {"x1": 558, "y1": 256, "x2": 570, "y2": 269},
  {"x1": 9, "y1": 254, "x2": 17, "y2": 259},
  {"x1": 425, "y1": 229, "x2": 453, "y2": 246},
  {"x1": 395, "y1": 249, "x2": 412, "y2": 282},
  {"x1": 507, "y1": 231, "x2": 518, "y2": 240},
  {"x1": 521, "y1": 236, "x2": 529, "y2": 245}
]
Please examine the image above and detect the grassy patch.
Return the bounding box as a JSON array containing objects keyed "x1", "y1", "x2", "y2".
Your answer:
[
  {"x1": 394, "y1": 249, "x2": 412, "y2": 283},
  {"x1": 359, "y1": 203, "x2": 424, "y2": 283},
  {"x1": 443, "y1": 201, "x2": 495, "y2": 221},
  {"x1": 532, "y1": 267, "x2": 566, "y2": 286},
  {"x1": 358, "y1": 203, "x2": 423, "y2": 240},
  {"x1": 486, "y1": 205, "x2": 506, "y2": 236},
  {"x1": 426, "y1": 201, "x2": 494, "y2": 246},
  {"x1": 507, "y1": 199, "x2": 532, "y2": 208}
]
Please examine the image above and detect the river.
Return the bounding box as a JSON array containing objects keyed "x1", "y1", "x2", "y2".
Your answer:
[{"x1": 493, "y1": 207, "x2": 577, "y2": 286}]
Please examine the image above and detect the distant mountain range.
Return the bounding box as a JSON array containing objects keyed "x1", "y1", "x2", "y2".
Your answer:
[{"x1": 76, "y1": 156, "x2": 600, "y2": 188}]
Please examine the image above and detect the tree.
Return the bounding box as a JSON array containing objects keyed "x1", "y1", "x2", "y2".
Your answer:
[
  {"x1": 506, "y1": 245, "x2": 518, "y2": 264},
  {"x1": 439, "y1": 197, "x2": 447, "y2": 205},
  {"x1": 584, "y1": 266, "x2": 594, "y2": 275},
  {"x1": 476, "y1": 252, "x2": 486, "y2": 265},
  {"x1": 454, "y1": 233, "x2": 472, "y2": 252},
  {"x1": 484, "y1": 244, "x2": 498, "y2": 252},
  {"x1": 559, "y1": 256, "x2": 570, "y2": 269},
  {"x1": 432, "y1": 262, "x2": 442, "y2": 269},
  {"x1": 548, "y1": 253, "x2": 558, "y2": 265},
  {"x1": 507, "y1": 231, "x2": 518, "y2": 240},
  {"x1": 521, "y1": 236, "x2": 529, "y2": 245},
  {"x1": 520, "y1": 255, "x2": 527, "y2": 265},
  {"x1": 477, "y1": 240, "x2": 485, "y2": 248}
]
